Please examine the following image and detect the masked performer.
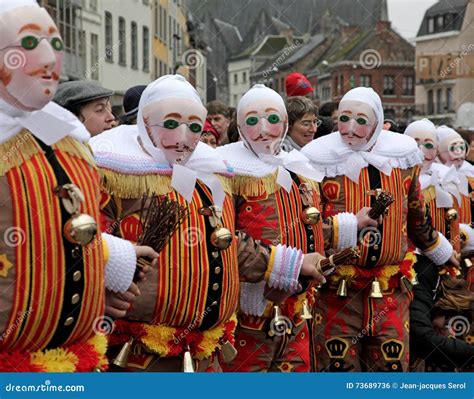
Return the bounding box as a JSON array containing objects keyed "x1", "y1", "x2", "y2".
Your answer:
[
  {"x1": 301, "y1": 87, "x2": 457, "y2": 372},
  {"x1": 0, "y1": 0, "x2": 153, "y2": 372}
]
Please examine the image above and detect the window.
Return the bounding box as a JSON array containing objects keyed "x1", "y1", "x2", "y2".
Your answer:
[
  {"x1": 234, "y1": 73, "x2": 238, "y2": 84},
  {"x1": 383, "y1": 75, "x2": 395, "y2": 95},
  {"x1": 402, "y1": 76, "x2": 414, "y2": 95},
  {"x1": 131, "y1": 22, "x2": 138, "y2": 69},
  {"x1": 105, "y1": 11, "x2": 113, "y2": 62},
  {"x1": 154, "y1": 57, "x2": 158, "y2": 78},
  {"x1": 446, "y1": 87, "x2": 453, "y2": 111},
  {"x1": 444, "y1": 13, "x2": 454, "y2": 30},
  {"x1": 339, "y1": 74, "x2": 344, "y2": 95},
  {"x1": 155, "y1": 2, "x2": 160, "y2": 37},
  {"x1": 90, "y1": 0, "x2": 98, "y2": 11},
  {"x1": 436, "y1": 89, "x2": 443, "y2": 114},
  {"x1": 90, "y1": 33, "x2": 99, "y2": 80},
  {"x1": 436, "y1": 15, "x2": 444, "y2": 31},
  {"x1": 242, "y1": 72, "x2": 247, "y2": 83},
  {"x1": 428, "y1": 17, "x2": 435, "y2": 33},
  {"x1": 119, "y1": 17, "x2": 126, "y2": 65},
  {"x1": 143, "y1": 26, "x2": 150, "y2": 72},
  {"x1": 169, "y1": 16, "x2": 172, "y2": 46},
  {"x1": 163, "y1": 10, "x2": 167, "y2": 43},
  {"x1": 360, "y1": 75, "x2": 371, "y2": 87},
  {"x1": 322, "y1": 86, "x2": 331, "y2": 101},
  {"x1": 427, "y1": 90, "x2": 434, "y2": 114}
]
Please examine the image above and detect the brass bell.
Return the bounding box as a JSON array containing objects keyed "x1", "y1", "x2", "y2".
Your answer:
[
  {"x1": 369, "y1": 278, "x2": 383, "y2": 298},
  {"x1": 302, "y1": 207, "x2": 321, "y2": 225},
  {"x1": 210, "y1": 227, "x2": 233, "y2": 250},
  {"x1": 183, "y1": 347, "x2": 195, "y2": 372},
  {"x1": 301, "y1": 299, "x2": 313, "y2": 320},
  {"x1": 446, "y1": 208, "x2": 458, "y2": 221},
  {"x1": 271, "y1": 305, "x2": 292, "y2": 335},
  {"x1": 221, "y1": 340, "x2": 238, "y2": 363},
  {"x1": 112, "y1": 337, "x2": 133, "y2": 368},
  {"x1": 63, "y1": 213, "x2": 97, "y2": 246},
  {"x1": 336, "y1": 279, "x2": 348, "y2": 297}
]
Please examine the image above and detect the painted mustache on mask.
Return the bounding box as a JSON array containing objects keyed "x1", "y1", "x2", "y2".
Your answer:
[
  {"x1": 161, "y1": 141, "x2": 195, "y2": 152},
  {"x1": 27, "y1": 68, "x2": 60, "y2": 80},
  {"x1": 252, "y1": 131, "x2": 282, "y2": 141},
  {"x1": 340, "y1": 130, "x2": 365, "y2": 139}
]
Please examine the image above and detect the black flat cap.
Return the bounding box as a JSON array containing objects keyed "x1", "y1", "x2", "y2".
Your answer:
[
  {"x1": 54, "y1": 81, "x2": 114, "y2": 111},
  {"x1": 118, "y1": 85, "x2": 147, "y2": 123}
]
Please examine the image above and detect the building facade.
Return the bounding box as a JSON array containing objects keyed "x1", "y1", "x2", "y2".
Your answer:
[{"x1": 415, "y1": 0, "x2": 473, "y2": 126}]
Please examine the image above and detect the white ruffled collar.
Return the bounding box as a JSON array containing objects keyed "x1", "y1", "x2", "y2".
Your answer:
[
  {"x1": 90, "y1": 125, "x2": 231, "y2": 207},
  {"x1": 301, "y1": 130, "x2": 423, "y2": 182},
  {"x1": 217, "y1": 141, "x2": 323, "y2": 192},
  {"x1": 0, "y1": 99, "x2": 90, "y2": 145}
]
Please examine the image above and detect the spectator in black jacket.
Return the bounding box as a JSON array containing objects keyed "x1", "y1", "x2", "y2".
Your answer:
[{"x1": 410, "y1": 256, "x2": 474, "y2": 371}]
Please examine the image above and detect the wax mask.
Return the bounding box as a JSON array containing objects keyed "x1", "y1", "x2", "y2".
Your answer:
[
  {"x1": 238, "y1": 100, "x2": 287, "y2": 156},
  {"x1": 406, "y1": 130, "x2": 438, "y2": 171},
  {"x1": 0, "y1": 6, "x2": 63, "y2": 111},
  {"x1": 142, "y1": 97, "x2": 207, "y2": 165},
  {"x1": 439, "y1": 137, "x2": 466, "y2": 168},
  {"x1": 338, "y1": 100, "x2": 377, "y2": 150}
]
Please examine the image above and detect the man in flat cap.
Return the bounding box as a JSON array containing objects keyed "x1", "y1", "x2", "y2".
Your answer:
[{"x1": 54, "y1": 80, "x2": 117, "y2": 136}]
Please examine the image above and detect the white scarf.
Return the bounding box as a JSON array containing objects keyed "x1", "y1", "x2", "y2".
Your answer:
[
  {"x1": 420, "y1": 163, "x2": 460, "y2": 208},
  {"x1": 0, "y1": 99, "x2": 90, "y2": 145},
  {"x1": 457, "y1": 161, "x2": 474, "y2": 196},
  {"x1": 301, "y1": 130, "x2": 423, "y2": 182}
]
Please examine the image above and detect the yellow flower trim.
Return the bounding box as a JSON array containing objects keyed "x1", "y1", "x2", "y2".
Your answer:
[
  {"x1": 140, "y1": 315, "x2": 238, "y2": 361},
  {"x1": 31, "y1": 348, "x2": 78, "y2": 372},
  {"x1": 29, "y1": 334, "x2": 107, "y2": 372}
]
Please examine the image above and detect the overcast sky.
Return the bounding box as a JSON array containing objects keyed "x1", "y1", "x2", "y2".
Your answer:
[{"x1": 388, "y1": 0, "x2": 438, "y2": 40}]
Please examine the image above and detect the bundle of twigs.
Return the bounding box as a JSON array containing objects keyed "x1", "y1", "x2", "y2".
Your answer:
[
  {"x1": 318, "y1": 247, "x2": 360, "y2": 275},
  {"x1": 135, "y1": 193, "x2": 188, "y2": 274},
  {"x1": 368, "y1": 191, "x2": 394, "y2": 219}
]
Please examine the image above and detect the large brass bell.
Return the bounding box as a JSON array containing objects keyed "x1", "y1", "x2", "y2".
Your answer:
[
  {"x1": 112, "y1": 337, "x2": 134, "y2": 368},
  {"x1": 369, "y1": 278, "x2": 383, "y2": 298},
  {"x1": 336, "y1": 279, "x2": 348, "y2": 297},
  {"x1": 301, "y1": 299, "x2": 313, "y2": 320},
  {"x1": 56, "y1": 184, "x2": 97, "y2": 246},
  {"x1": 446, "y1": 208, "x2": 458, "y2": 221},
  {"x1": 210, "y1": 227, "x2": 233, "y2": 250},
  {"x1": 302, "y1": 207, "x2": 321, "y2": 225},
  {"x1": 64, "y1": 213, "x2": 97, "y2": 246}
]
